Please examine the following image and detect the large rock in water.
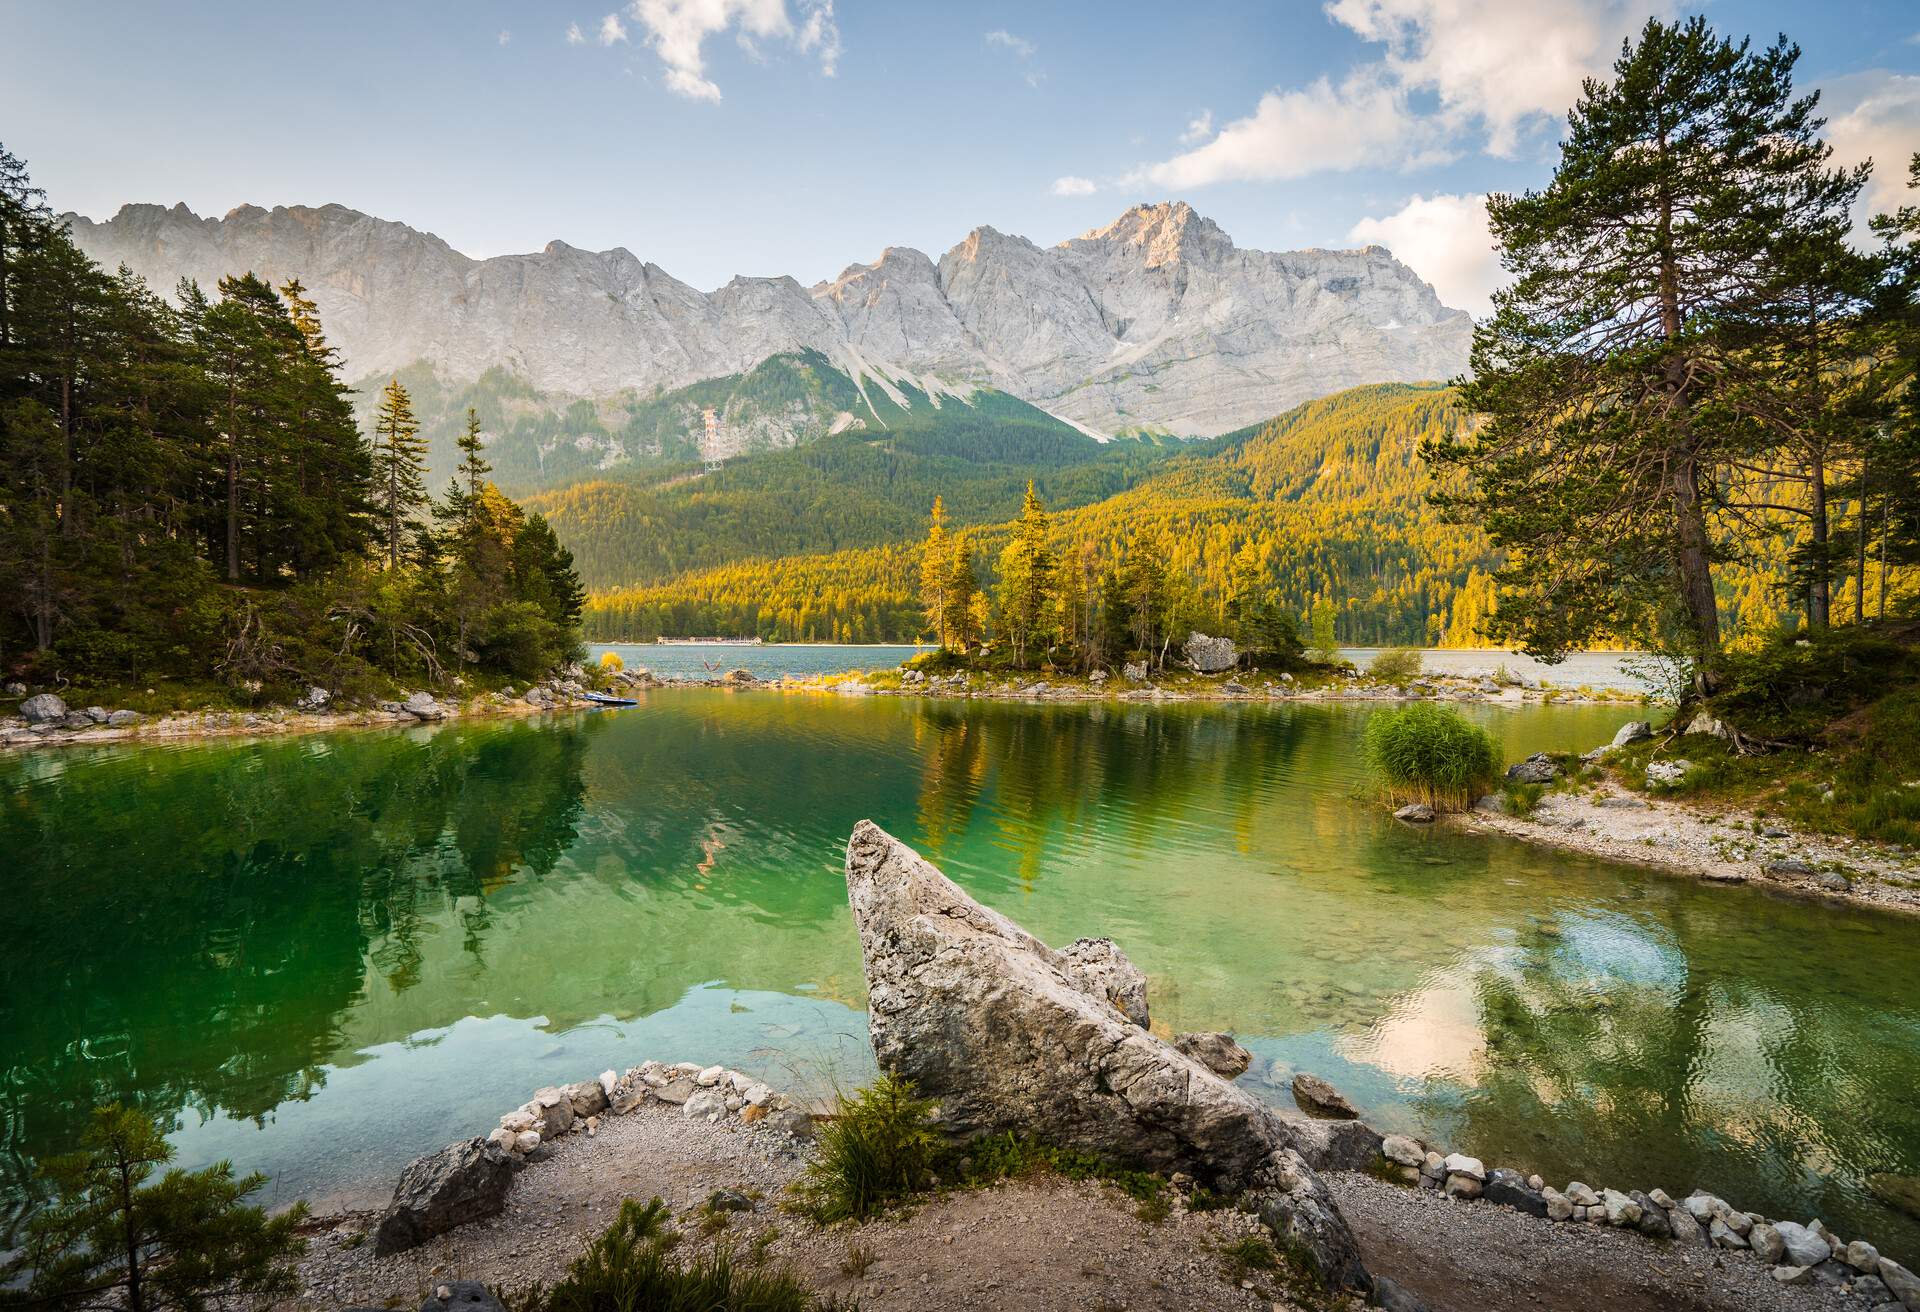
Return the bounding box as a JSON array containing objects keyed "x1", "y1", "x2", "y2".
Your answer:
[
  {"x1": 842, "y1": 820, "x2": 1369, "y2": 1292},
  {"x1": 373, "y1": 1138, "x2": 515, "y2": 1256}
]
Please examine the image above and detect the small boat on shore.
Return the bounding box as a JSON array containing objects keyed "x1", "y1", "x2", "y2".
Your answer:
[{"x1": 580, "y1": 691, "x2": 639, "y2": 707}]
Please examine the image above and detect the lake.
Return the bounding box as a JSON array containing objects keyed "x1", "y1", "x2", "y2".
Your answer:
[
  {"x1": 590, "y1": 642, "x2": 1654, "y2": 691},
  {"x1": 4, "y1": 693, "x2": 1916, "y2": 1260}
]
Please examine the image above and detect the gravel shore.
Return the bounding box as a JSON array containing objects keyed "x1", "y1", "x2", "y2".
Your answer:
[
  {"x1": 1458, "y1": 787, "x2": 1920, "y2": 916},
  {"x1": 1328, "y1": 1171, "x2": 1855, "y2": 1312}
]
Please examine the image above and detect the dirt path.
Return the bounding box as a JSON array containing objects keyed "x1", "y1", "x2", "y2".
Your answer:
[{"x1": 293, "y1": 1100, "x2": 1298, "y2": 1312}]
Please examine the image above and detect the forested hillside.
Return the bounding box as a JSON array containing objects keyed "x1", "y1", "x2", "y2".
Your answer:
[
  {"x1": 530, "y1": 400, "x2": 1176, "y2": 593},
  {"x1": 583, "y1": 384, "x2": 1502, "y2": 645}
]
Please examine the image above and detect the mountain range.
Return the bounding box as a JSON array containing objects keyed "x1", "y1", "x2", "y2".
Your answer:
[{"x1": 65, "y1": 199, "x2": 1471, "y2": 447}]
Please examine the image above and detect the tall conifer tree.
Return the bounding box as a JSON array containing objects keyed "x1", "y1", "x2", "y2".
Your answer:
[
  {"x1": 1433, "y1": 18, "x2": 1857, "y2": 684},
  {"x1": 371, "y1": 377, "x2": 427, "y2": 570}
]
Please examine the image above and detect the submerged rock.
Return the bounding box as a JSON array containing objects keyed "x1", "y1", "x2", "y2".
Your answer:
[
  {"x1": 1292, "y1": 1072, "x2": 1360, "y2": 1119},
  {"x1": 1393, "y1": 802, "x2": 1435, "y2": 823},
  {"x1": 1173, "y1": 1031, "x2": 1252, "y2": 1079},
  {"x1": 842, "y1": 819, "x2": 1368, "y2": 1291},
  {"x1": 373, "y1": 1138, "x2": 515, "y2": 1256}
]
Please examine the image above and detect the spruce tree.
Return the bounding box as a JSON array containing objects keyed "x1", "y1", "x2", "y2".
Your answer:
[
  {"x1": 371, "y1": 377, "x2": 427, "y2": 571},
  {"x1": 1433, "y1": 17, "x2": 1856, "y2": 682}
]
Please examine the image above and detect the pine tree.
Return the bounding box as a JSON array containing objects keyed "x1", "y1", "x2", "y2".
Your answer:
[
  {"x1": 1, "y1": 1103, "x2": 307, "y2": 1312},
  {"x1": 371, "y1": 377, "x2": 427, "y2": 571},
  {"x1": 994, "y1": 481, "x2": 1054, "y2": 667},
  {"x1": 1434, "y1": 18, "x2": 1858, "y2": 682},
  {"x1": 918, "y1": 496, "x2": 950, "y2": 648}
]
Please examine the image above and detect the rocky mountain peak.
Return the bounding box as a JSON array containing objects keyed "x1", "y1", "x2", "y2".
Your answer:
[
  {"x1": 1067, "y1": 200, "x2": 1231, "y2": 267},
  {"x1": 67, "y1": 197, "x2": 1471, "y2": 438}
]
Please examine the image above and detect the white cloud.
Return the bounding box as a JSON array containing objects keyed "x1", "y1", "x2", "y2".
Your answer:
[
  {"x1": 627, "y1": 0, "x2": 839, "y2": 102},
  {"x1": 566, "y1": 21, "x2": 586, "y2": 45},
  {"x1": 599, "y1": 12, "x2": 629, "y2": 44},
  {"x1": 1179, "y1": 110, "x2": 1213, "y2": 145},
  {"x1": 1326, "y1": 0, "x2": 1666, "y2": 155},
  {"x1": 985, "y1": 28, "x2": 1043, "y2": 87},
  {"x1": 1349, "y1": 193, "x2": 1500, "y2": 316},
  {"x1": 1133, "y1": 68, "x2": 1449, "y2": 189},
  {"x1": 1051, "y1": 175, "x2": 1097, "y2": 197},
  {"x1": 1824, "y1": 72, "x2": 1920, "y2": 234},
  {"x1": 985, "y1": 29, "x2": 1036, "y2": 59},
  {"x1": 1130, "y1": 0, "x2": 1666, "y2": 188},
  {"x1": 498, "y1": 29, "x2": 512, "y2": 46}
]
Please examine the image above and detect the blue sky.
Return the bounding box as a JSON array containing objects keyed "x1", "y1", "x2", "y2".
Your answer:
[{"x1": 5, "y1": 0, "x2": 1917, "y2": 312}]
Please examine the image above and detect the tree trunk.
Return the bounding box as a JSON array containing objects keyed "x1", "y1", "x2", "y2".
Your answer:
[
  {"x1": 1669, "y1": 457, "x2": 1721, "y2": 672},
  {"x1": 1807, "y1": 447, "x2": 1829, "y2": 627}
]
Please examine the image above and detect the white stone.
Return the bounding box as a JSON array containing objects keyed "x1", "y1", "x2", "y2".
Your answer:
[
  {"x1": 695, "y1": 1065, "x2": 725, "y2": 1087},
  {"x1": 683, "y1": 1087, "x2": 728, "y2": 1120},
  {"x1": 1601, "y1": 1189, "x2": 1642, "y2": 1227},
  {"x1": 598, "y1": 1069, "x2": 618, "y2": 1099},
  {"x1": 1565, "y1": 1182, "x2": 1599, "y2": 1207},
  {"x1": 1441, "y1": 1153, "x2": 1485, "y2": 1182},
  {"x1": 1380, "y1": 1135, "x2": 1424, "y2": 1168},
  {"x1": 513, "y1": 1130, "x2": 541, "y2": 1154},
  {"x1": 1772, "y1": 1221, "x2": 1831, "y2": 1268}
]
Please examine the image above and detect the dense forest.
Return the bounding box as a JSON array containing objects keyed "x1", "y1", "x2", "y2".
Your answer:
[{"x1": 0, "y1": 147, "x2": 584, "y2": 696}]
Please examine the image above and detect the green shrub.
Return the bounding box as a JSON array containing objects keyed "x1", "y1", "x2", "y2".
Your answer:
[
  {"x1": 502, "y1": 1197, "x2": 848, "y2": 1312},
  {"x1": 1714, "y1": 625, "x2": 1916, "y2": 743},
  {"x1": 1362, "y1": 704, "x2": 1500, "y2": 810},
  {"x1": 1367, "y1": 648, "x2": 1423, "y2": 683},
  {"x1": 793, "y1": 1074, "x2": 939, "y2": 1224}
]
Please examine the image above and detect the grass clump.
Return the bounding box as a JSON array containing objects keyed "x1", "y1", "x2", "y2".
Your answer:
[
  {"x1": 793, "y1": 1073, "x2": 939, "y2": 1224},
  {"x1": 500, "y1": 1197, "x2": 850, "y2": 1312},
  {"x1": 1500, "y1": 781, "x2": 1546, "y2": 816},
  {"x1": 1220, "y1": 1234, "x2": 1280, "y2": 1282},
  {"x1": 1367, "y1": 648, "x2": 1423, "y2": 683},
  {"x1": 837, "y1": 1241, "x2": 874, "y2": 1278},
  {"x1": 1362, "y1": 703, "x2": 1500, "y2": 811}
]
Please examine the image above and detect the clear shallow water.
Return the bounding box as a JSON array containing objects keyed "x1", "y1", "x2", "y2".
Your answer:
[{"x1": 4, "y1": 695, "x2": 1917, "y2": 1259}]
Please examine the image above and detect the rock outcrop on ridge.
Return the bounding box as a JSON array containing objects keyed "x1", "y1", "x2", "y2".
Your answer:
[
  {"x1": 841, "y1": 818, "x2": 1370, "y2": 1292},
  {"x1": 67, "y1": 200, "x2": 1469, "y2": 438}
]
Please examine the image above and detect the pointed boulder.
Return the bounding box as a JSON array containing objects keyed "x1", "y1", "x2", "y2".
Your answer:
[{"x1": 842, "y1": 820, "x2": 1368, "y2": 1292}]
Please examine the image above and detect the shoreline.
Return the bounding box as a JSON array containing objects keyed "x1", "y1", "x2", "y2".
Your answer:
[
  {"x1": 1451, "y1": 788, "x2": 1920, "y2": 916},
  {"x1": 0, "y1": 667, "x2": 1644, "y2": 755}
]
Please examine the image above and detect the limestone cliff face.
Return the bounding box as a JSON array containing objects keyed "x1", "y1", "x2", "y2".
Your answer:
[{"x1": 67, "y1": 199, "x2": 1469, "y2": 438}]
